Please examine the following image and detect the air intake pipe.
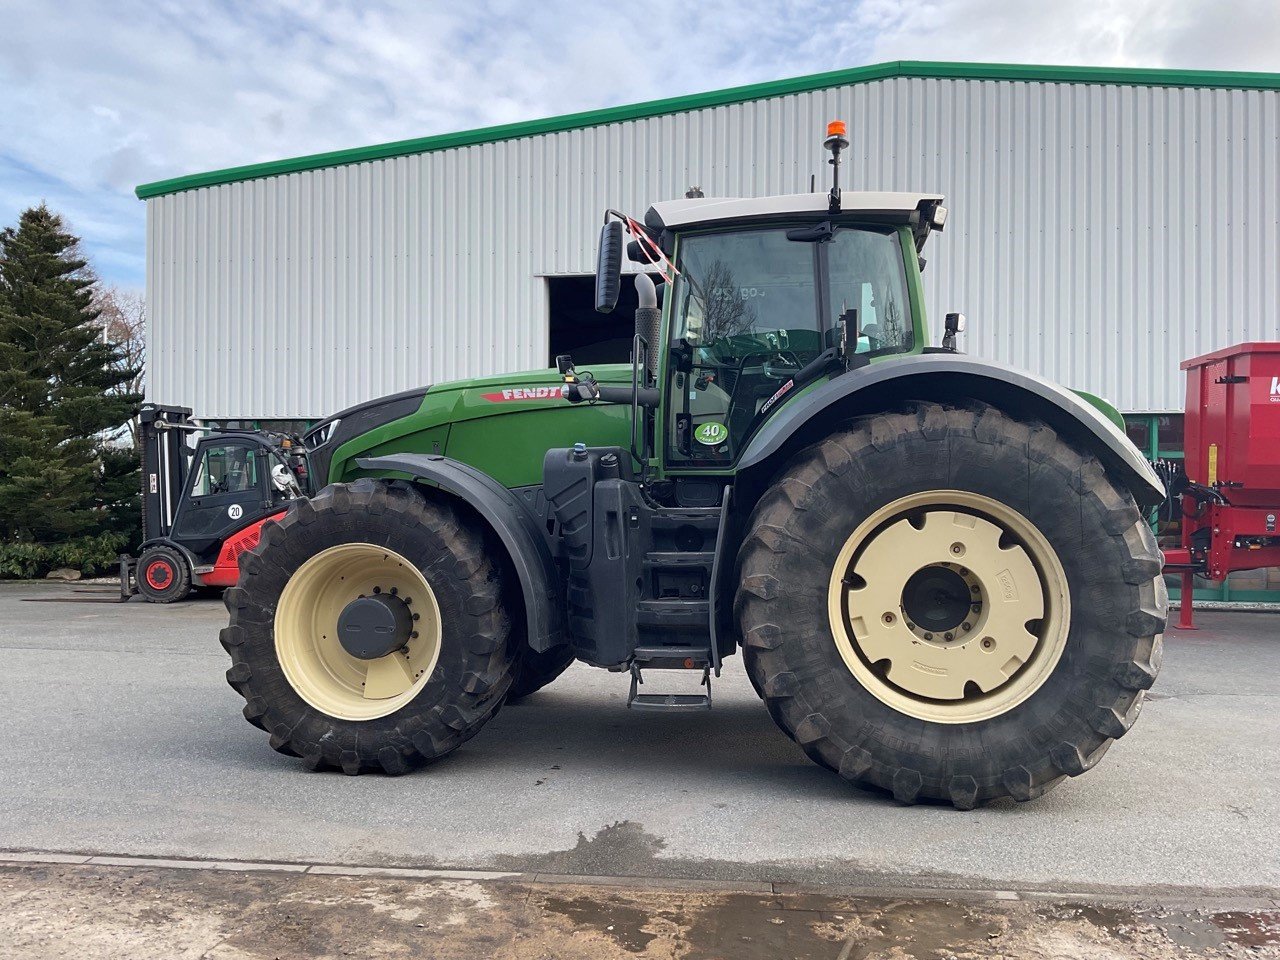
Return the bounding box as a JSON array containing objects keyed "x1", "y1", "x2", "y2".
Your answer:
[{"x1": 634, "y1": 272, "x2": 662, "y2": 383}]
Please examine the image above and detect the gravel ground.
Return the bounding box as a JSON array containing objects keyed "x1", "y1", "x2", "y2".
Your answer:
[
  {"x1": 1, "y1": 581, "x2": 1278, "y2": 897},
  {"x1": 4, "y1": 862, "x2": 1278, "y2": 960}
]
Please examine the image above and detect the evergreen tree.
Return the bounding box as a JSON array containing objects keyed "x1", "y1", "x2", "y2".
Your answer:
[{"x1": 0, "y1": 204, "x2": 142, "y2": 557}]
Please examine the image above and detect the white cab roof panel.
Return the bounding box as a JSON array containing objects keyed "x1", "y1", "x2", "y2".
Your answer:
[{"x1": 646, "y1": 191, "x2": 944, "y2": 230}]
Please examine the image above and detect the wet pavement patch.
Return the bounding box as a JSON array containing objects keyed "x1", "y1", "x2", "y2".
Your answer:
[
  {"x1": 497, "y1": 819, "x2": 668, "y2": 876},
  {"x1": 1212, "y1": 910, "x2": 1280, "y2": 949},
  {"x1": 845, "y1": 899, "x2": 1005, "y2": 959},
  {"x1": 541, "y1": 894, "x2": 663, "y2": 953}
]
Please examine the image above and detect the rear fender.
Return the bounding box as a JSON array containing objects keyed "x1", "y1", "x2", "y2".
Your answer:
[
  {"x1": 736, "y1": 354, "x2": 1165, "y2": 508},
  {"x1": 356, "y1": 454, "x2": 565, "y2": 652}
]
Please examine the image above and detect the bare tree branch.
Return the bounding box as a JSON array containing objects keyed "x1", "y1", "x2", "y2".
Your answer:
[{"x1": 92, "y1": 285, "x2": 145, "y2": 447}]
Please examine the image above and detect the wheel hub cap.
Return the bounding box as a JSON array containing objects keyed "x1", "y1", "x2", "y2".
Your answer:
[
  {"x1": 901, "y1": 564, "x2": 973, "y2": 635},
  {"x1": 337, "y1": 592, "x2": 414, "y2": 660}
]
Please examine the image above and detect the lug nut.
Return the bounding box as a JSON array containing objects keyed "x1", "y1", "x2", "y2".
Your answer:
[
  {"x1": 944, "y1": 632, "x2": 954, "y2": 641},
  {"x1": 924, "y1": 632, "x2": 934, "y2": 641},
  {"x1": 962, "y1": 621, "x2": 971, "y2": 631}
]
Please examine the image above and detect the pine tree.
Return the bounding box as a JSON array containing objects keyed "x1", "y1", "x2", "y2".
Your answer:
[{"x1": 0, "y1": 205, "x2": 142, "y2": 558}]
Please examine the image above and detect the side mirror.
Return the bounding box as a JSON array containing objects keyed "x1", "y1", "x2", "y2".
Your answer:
[{"x1": 595, "y1": 220, "x2": 625, "y2": 313}]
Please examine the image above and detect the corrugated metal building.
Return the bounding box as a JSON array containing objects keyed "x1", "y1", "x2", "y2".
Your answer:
[{"x1": 137, "y1": 60, "x2": 1280, "y2": 421}]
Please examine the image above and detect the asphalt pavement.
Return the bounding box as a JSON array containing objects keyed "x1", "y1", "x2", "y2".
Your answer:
[{"x1": 1, "y1": 581, "x2": 1278, "y2": 897}]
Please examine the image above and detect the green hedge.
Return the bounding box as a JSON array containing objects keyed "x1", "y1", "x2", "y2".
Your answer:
[{"x1": 0, "y1": 532, "x2": 128, "y2": 580}]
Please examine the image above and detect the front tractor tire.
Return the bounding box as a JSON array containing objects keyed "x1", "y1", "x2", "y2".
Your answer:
[
  {"x1": 736, "y1": 403, "x2": 1166, "y2": 808},
  {"x1": 221, "y1": 480, "x2": 515, "y2": 775}
]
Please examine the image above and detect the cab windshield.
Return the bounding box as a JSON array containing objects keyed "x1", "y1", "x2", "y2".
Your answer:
[{"x1": 666, "y1": 225, "x2": 911, "y2": 464}]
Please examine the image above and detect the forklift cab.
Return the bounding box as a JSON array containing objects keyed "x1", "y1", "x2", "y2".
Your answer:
[{"x1": 171, "y1": 435, "x2": 286, "y2": 554}]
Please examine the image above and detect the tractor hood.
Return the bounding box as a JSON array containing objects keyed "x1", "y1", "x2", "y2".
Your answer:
[{"x1": 313, "y1": 364, "x2": 637, "y2": 487}]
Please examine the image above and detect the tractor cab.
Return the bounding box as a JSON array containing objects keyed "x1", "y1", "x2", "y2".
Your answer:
[
  {"x1": 550, "y1": 122, "x2": 951, "y2": 485},
  {"x1": 561, "y1": 198, "x2": 948, "y2": 481},
  {"x1": 652, "y1": 193, "x2": 942, "y2": 466},
  {"x1": 122, "y1": 404, "x2": 312, "y2": 602}
]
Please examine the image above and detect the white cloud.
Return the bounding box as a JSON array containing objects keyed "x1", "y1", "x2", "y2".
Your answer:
[
  {"x1": 844, "y1": 0, "x2": 1280, "y2": 69},
  {"x1": 1, "y1": 0, "x2": 1277, "y2": 287}
]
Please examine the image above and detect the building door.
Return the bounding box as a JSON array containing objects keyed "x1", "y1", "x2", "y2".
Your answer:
[{"x1": 546, "y1": 275, "x2": 641, "y2": 365}]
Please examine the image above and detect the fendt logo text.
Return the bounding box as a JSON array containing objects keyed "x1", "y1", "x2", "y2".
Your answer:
[
  {"x1": 481, "y1": 386, "x2": 562, "y2": 402},
  {"x1": 1270, "y1": 376, "x2": 1280, "y2": 403}
]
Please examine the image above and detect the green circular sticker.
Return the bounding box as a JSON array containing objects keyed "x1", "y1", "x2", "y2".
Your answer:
[{"x1": 694, "y1": 421, "x2": 728, "y2": 446}]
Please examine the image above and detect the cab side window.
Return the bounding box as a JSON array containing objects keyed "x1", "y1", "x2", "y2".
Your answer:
[
  {"x1": 191, "y1": 443, "x2": 258, "y2": 496},
  {"x1": 827, "y1": 228, "x2": 912, "y2": 356}
]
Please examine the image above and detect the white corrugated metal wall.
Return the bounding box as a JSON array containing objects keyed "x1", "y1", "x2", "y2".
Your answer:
[{"x1": 146, "y1": 76, "x2": 1280, "y2": 418}]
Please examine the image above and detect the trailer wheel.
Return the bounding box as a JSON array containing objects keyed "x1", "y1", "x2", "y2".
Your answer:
[
  {"x1": 221, "y1": 479, "x2": 515, "y2": 774},
  {"x1": 136, "y1": 545, "x2": 192, "y2": 603},
  {"x1": 507, "y1": 644, "x2": 574, "y2": 702},
  {"x1": 736, "y1": 402, "x2": 1166, "y2": 807}
]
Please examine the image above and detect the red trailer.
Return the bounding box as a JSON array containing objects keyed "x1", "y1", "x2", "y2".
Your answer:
[{"x1": 1162, "y1": 342, "x2": 1280, "y2": 628}]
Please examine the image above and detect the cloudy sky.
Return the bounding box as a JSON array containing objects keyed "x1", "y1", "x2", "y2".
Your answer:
[{"x1": 2, "y1": 0, "x2": 1278, "y2": 290}]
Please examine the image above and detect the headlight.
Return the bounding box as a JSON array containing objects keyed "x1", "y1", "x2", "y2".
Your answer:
[{"x1": 304, "y1": 418, "x2": 341, "y2": 449}]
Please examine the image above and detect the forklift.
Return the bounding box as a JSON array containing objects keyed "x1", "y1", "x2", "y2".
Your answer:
[{"x1": 121, "y1": 404, "x2": 312, "y2": 602}]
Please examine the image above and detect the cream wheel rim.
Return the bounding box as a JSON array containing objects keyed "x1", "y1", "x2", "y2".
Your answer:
[
  {"x1": 827, "y1": 490, "x2": 1070, "y2": 724},
  {"x1": 275, "y1": 543, "x2": 443, "y2": 721}
]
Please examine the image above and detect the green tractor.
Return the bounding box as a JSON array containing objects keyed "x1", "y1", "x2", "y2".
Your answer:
[{"x1": 222, "y1": 125, "x2": 1166, "y2": 807}]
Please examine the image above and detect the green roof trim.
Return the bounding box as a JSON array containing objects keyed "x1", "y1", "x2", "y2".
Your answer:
[{"x1": 136, "y1": 59, "x2": 1280, "y2": 199}]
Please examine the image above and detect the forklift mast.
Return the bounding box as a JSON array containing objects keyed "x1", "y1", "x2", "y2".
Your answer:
[{"x1": 139, "y1": 403, "x2": 195, "y2": 542}]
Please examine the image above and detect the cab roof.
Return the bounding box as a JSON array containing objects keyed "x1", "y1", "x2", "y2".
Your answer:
[{"x1": 644, "y1": 191, "x2": 945, "y2": 232}]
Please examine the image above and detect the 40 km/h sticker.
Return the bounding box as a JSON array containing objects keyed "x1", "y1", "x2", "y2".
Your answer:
[{"x1": 694, "y1": 421, "x2": 728, "y2": 446}]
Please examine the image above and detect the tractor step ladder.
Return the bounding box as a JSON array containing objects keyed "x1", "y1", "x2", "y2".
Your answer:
[{"x1": 627, "y1": 646, "x2": 712, "y2": 711}]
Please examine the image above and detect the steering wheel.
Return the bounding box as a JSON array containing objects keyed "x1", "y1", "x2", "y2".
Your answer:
[{"x1": 762, "y1": 351, "x2": 803, "y2": 380}]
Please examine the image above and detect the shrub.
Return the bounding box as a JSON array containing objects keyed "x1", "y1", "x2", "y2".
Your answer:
[{"x1": 0, "y1": 532, "x2": 128, "y2": 580}]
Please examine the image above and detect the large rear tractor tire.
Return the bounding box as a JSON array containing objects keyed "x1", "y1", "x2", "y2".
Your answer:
[
  {"x1": 736, "y1": 402, "x2": 1166, "y2": 807},
  {"x1": 221, "y1": 479, "x2": 515, "y2": 775},
  {"x1": 507, "y1": 644, "x2": 575, "y2": 702}
]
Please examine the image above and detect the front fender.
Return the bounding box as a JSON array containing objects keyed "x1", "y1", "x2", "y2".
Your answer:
[
  {"x1": 737, "y1": 354, "x2": 1164, "y2": 508},
  {"x1": 355, "y1": 454, "x2": 565, "y2": 652}
]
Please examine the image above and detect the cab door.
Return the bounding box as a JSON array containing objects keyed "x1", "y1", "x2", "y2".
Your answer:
[{"x1": 170, "y1": 439, "x2": 269, "y2": 555}]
